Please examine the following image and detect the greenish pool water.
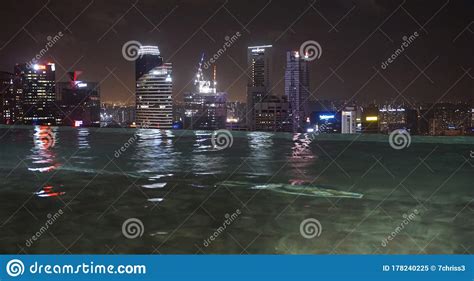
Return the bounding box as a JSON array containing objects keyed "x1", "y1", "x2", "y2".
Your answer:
[{"x1": 0, "y1": 126, "x2": 472, "y2": 254}]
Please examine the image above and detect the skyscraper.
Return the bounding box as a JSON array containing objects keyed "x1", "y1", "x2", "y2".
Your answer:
[
  {"x1": 135, "y1": 45, "x2": 173, "y2": 129},
  {"x1": 0, "y1": 71, "x2": 14, "y2": 124},
  {"x1": 14, "y1": 63, "x2": 57, "y2": 125},
  {"x1": 285, "y1": 51, "x2": 310, "y2": 132},
  {"x1": 56, "y1": 71, "x2": 101, "y2": 127},
  {"x1": 184, "y1": 55, "x2": 227, "y2": 130},
  {"x1": 246, "y1": 45, "x2": 272, "y2": 131}
]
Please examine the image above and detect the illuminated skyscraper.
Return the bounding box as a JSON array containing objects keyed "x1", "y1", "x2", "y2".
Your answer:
[
  {"x1": 14, "y1": 63, "x2": 57, "y2": 125},
  {"x1": 247, "y1": 45, "x2": 272, "y2": 130},
  {"x1": 57, "y1": 71, "x2": 101, "y2": 127},
  {"x1": 135, "y1": 45, "x2": 173, "y2": 129},
  {"x1": 285, "y1": 51, "x2": 310, "y2": 132},
  {"x1": 184, "y1": 55, "x2": 227, "y2": 130},
  {"x1": 0, "y1": 71, "x2": 14, "y2": 124}
]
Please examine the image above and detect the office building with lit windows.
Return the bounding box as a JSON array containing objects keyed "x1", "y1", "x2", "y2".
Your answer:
[
  {"x1": 254, "y1": 95, "x2": 291, "y2": 132},
  {"x1": 135, "y1": 45, "x2": 173, "y2": 129},
  {"x1": 246, "y1": 45, "x2": 272, "y2": 130},
  {"x1": 0, "y1": 71, "x2": 14, "y2": 124},
  {"x1": 56, "y1": 71, "x2": 100, "y2": 127},
  {"x1": 14, "y1": 63, "x2": 57, "y2": 125},
  {"x1": 285, "y1": 50, "x2": 310, "y2": 132}
]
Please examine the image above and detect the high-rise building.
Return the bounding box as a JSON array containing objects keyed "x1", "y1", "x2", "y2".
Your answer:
[
  {"x1": 246, "y1": 45, "x2": 272, "y2": 130},
  {"x1": 135, "y1": 45, "x2": 173, "y2": 129},
  {"x1": 183, "y1": 55, "x2": 227, "y2": 130},
  {"x1": 14, "y1": 63, "x2": 57, "y2": 125},
  {"x1": 285, "y1": 51, "x2": 310, "y2": 132},
  {"x1": 0, "y1": 71, "x2": 14, "y2": 124},
  {"x1": 254, "y1": 95, "x2": 291, "y2": 132},
  {"x1": 56, "y1": 71, "x2": 101, "y2": 127},
  {"x1": 341, "y1": 106, "x2": 357, "y2": 134}
]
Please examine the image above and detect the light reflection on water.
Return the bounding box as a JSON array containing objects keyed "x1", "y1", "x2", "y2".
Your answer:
[
  {"x1": 29, "y1": 126, "x2": 59, "y2": 173},
  {"x1": 0, "y1": 127, "x2": 472, "y2": 254},
  {"x1": 77, "y1": 128, "x2": 90, "y2": 149}
]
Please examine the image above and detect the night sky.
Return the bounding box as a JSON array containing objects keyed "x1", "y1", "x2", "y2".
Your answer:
[{"x1": 0, "y1": 0, "x2": 472, "y2": 105}]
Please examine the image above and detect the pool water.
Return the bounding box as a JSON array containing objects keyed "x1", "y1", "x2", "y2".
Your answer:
[{"x1": 0, "y1": 126, "x2": 472, "y2": 254}]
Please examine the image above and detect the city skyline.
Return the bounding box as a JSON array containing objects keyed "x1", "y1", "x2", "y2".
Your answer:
[{"x1": 0, "y1": 0, "x2": 472, "y2": 105}]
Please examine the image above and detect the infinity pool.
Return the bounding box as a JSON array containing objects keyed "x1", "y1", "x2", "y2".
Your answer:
[{"x1": 0, "y1": 126, "x2": 472, "y2": 254}]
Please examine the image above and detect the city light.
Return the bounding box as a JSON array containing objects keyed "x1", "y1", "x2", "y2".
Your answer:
[
  {"x1": 33, "y1": 64, "x2": 46, "y2": 70},
  {"x1": 366, "y1": 116, "x2": 378, "y2": 121},
  {"x1": 320, "y1": 114, "x2": 335, "y2": 120}
]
